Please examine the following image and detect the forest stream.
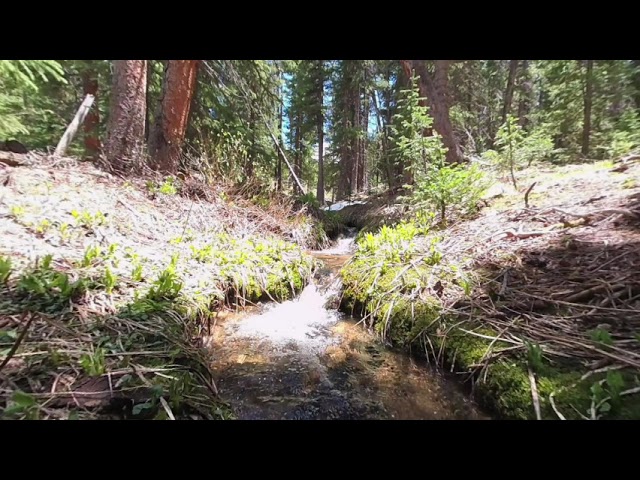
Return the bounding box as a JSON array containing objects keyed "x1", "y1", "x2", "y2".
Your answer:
[{"x1": 207, "y1": 230, "x2": 489, "y2": 420}]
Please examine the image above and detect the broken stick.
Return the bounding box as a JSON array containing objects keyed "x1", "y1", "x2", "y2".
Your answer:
[
  {"x1": 54, "y1": 94, "x2": 95, "y2": 157},
  {"x1": 524, "y1": 182, "x2": 537, "y2": 209}
]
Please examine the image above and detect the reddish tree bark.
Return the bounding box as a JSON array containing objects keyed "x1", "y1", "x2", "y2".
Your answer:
[
  {"x1": 316, "y1": 60, "x2": 325, "y2": 204},
  {"x1": 105, "y1": 60, "x2": 147, "y2": 172},
  {"x1": 82, "y1": 66, "x2": 100, "y2": 160},
  {"x1": 148, "y1": 60, "x2": 199, "y2": 174},
  {"x1": 517, "y1": 60, "x2": 533, "y2": 129},
  {"x1": 276, "y1": 93, "x2": 283, "y2": 191},
  {"x1": 401, "y1": 60, "x2": 463, "y2": 164},
  {"x1": 582, "y1": 60, "x2": 594, "y2": 156},
  {"x1": 502, "y1": 60, "x2": 518, "y2": 123}
]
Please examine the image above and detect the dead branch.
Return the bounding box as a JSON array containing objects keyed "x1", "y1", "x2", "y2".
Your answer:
[
  {"x1": 528, "y1": 367, "x2": 541, "y2": 420},
  {"x1": 492, "y1": 227, "x2": 567, "y2": 240},
  {"x1": 0, "y1": 313, "x2": 35, "y2": 373},
  {"x1": 545, "y1": 206, "x2": 640, "y2": 221},
  {"x1": 54, "y1": 94, "x2": 95, "y2": 157},
  {"x1": 524, "y1": 182, "x2": 537, "y2": 209}
]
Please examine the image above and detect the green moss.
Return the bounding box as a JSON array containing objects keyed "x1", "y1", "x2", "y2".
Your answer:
[{"x1": 339, "y1": 220, "x2": 640, "y2": 419}]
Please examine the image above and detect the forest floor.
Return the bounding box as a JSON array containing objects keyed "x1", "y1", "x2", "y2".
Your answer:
[
  {"x1": 340, "y1": 156, "x2": 640, "y2": 419},
  {"x1": 0, "y1": 155, "x2": 323, "y2": 419},
  {"x1": 3, "y1": 151, "x2": 640, "y2": 420}
]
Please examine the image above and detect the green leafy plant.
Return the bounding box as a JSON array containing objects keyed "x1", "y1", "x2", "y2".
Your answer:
[
  {"x1": 148, "y1": 255, "x2": 183, "y2": 301},
  {"x1": 71, "y1": 210, "x2": 107, "y2": 229},
  {"x1": 0, "y1": 256, "x2": 11, "y2": 284},
  {"x1": 412, "y1": 163, "x2": 487, "y2": 222},
  {"x1": 170, "y1": 228, "x2": 196, "y2": 244},
  {"x1": 524, "y1": 340, "x2": 544, "y2": 373},
  {"x1": 58, "y1": 222, "x2": 72, "y2": 243},
  {"x1": 131, "y1": 262, "x2": 144, "y2": 282},
  {"x1": 9, "y1": 205, "x2": 25, "y2": 219},
  {"x1": 81, "y1": 244, "x2": 102, "y2": 267},
  {"x1": 389, "y1": 74, "x2": 447, "y2": 181},
  {"x1": 103, "y1": 266, "x2": 117, "y2": 294},
  {"x1": 190, "y1": 244, "x2": 215, "y2": 263},
  {"x1": 495, "y1": 115, "x2": 524, "y2": 188},
  {"x1": 590, "y1": 371, "x2": 627, "y2": 417},
  {"x1": 35, "y1": 218, "x2": 52, "y2": 236},
  {"x1": 2, "y1": 390, "x2": 40, "y2": 419},
  {"x1": 17, "y1": 261, "x2": 87, "y2": 309},
  {"x1": 147, "y1": 177, "x2": 177, "y2": 196},
  {"x1": 589, "y1": 327, "x2": 614, "y2": 348},
  {"x1": 79, "y1": 347, "x2": 106, "y2": 376},
  {"x1": 0, "y1": 60, "x2": 66, "y2": 138},
  {"x1": 485, "y1": 120, "x2": 555, "y2": 184},
  {"x1": 299, "y1": 192, "x2": 320, "y2": 209}
]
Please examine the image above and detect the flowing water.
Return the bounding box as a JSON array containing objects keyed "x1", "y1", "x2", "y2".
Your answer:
[{"x1": 208, "y1": 229, "x2": 489, "y2": 420}]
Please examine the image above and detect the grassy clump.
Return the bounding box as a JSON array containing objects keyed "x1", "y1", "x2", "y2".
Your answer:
[
  {"x1": 0, "y1": 230, "x2": 313, "y2": 420},
  {"x1": 187, "y1": 233, "x2": 313, "y2": 304},
  {"x1": 340, "y1": 221, "x2": 640, "y2": 419}
]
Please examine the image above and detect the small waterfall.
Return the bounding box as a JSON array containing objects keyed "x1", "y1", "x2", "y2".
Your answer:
[{"x1": 230, "y1": 228, "x2": 358, "y2": 352}]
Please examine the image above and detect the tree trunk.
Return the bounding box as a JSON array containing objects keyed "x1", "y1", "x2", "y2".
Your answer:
[
  {"x1": 352, "y1": 83, "x2": 361, "y2": 194},
  {"x1": 144, "y1": 61, "x2": 152, "y2": 143},
  {"x1": 246, "y1": 107, "x2": 255, "y2": 179},
  {"x1": 276, "y1": 97, "x2": 283, "y2": 191},
  {"x1": 293, "y1": 112, "x2": 302, "y2": 195},
  {"x1": 502, "y1": 60, "x2": 518, "y2": 124},
  {"x1": 632, "y1": 60, "x2": 640, "y2": 110},
  {"x1": 316, "y1": 60, "x2": 325, "y2": 204},
  {"x1": 82, "y1": 66, "x2": 100, "y2": 160},
  {"x1": 517, "y1": 60, "x2": 533, "y2": 129},
  {"x1": 316, "y1": 118, "x2": 325, "y2": 203},
  {"x1": 105, "y1": 60, "x2": 147, "y2": 172},
  {"x1": 582, "y1": 60, "x2": 594, "y2": 157},
  {"x1": 360, "y1": 86, "x2": 369, "y2": 192},
  {"x1": 402, "y1": 60, "x2": 463, "y2": 164},
  {"x1": 148, "y1": 60, "x2": 199, "y2": 174}
]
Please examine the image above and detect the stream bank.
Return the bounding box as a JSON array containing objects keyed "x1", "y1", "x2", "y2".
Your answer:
[{"x1": 208, "y1": 231, "x2": 488, "y2": 420}]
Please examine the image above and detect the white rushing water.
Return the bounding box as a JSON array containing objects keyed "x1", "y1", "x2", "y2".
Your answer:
[
  {"x1": 229, "y1": 230, "x2": 357, "y2": 351},
  {"x1": 232, "y1": 281, "x2": 340, "y2": 350}
]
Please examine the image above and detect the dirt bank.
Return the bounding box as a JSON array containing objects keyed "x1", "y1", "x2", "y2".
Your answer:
[{"x1": 340, "y1": 158, "x2": 640, "y2": 419}]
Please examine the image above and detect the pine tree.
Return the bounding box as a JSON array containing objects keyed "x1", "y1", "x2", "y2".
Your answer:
[{"x1": 105, "y1": 60, "x2": 147, "y2": 172}]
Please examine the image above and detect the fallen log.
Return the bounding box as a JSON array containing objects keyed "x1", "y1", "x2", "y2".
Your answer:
[{"x1": 0, "y1": 151, "x2": 30, "y2": 167}]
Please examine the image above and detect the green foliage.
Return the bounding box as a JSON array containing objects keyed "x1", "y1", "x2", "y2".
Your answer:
[
  {"x1": 602, "y1": 110, "x2": 640, "y2": 158},
  {"x1": 71, "y1": 210, "x2": 107, "y2": 230},
  {"x1": 3, "y1": 390, "x2": 40, "y2": 419},
  {"x1": 35, "y1": 219, "x2": 52, "y2": 236},
  {"x1": 495, "y1": 115, "x2": 524, "y2": 187},
  {"x1": 58, "y1": 222, "x2": 72, "y2": 243},
  {"x1": 0, "y1": 60, "x2": 66, "y2": 138},
  {"x1": 357, "y1": 221, "x2": 438, "y2": 264},
  {"x1": 81, "y1": 244, "x2": 102, "y2": 267},
  {"x1": 147, "y1": 176, "x2": 178, "y2": 196},
  {"x1": 9, "y1": 205, "x2": 25, "y2": 219},
  {"x1": 298, "y1": 192, "x2": 320, "y2": 209},
  {"x1": 79, "y1": 348, "x2": 106, "y2": 376},
  {"x1": 0, "y1": 256, "x2": 11, "y2": 284},
  {"x1": 589, "y1": 327, "x2": 613, "y2": 347},
  {"x1": 148, "y1": 256, "x2": 183, "y2": 301},
  {"x1": 489, "y1": 118, "x2": 555, "y2": 170},
  {"x1": 387, "y1": 74, "x2": 487, "y2": 221},
  {"x1": 525, "y1": 340, "x2": 544, "y2": 373},
  {"x1": 131, "y1": 262, "x2": 144, "y2": 282},
  {"x1": 390, "y1": 75, "x2": 446, "y2": 179},
  {"x1": 16, "y1": 261, "x2": 87, "y2": 309},
  {"x1": 411, "y1": 163, "x2": 487, "y2": 222},
  {"x1": 103, "y1": 266, "x2": 117, "y2": 294}
]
